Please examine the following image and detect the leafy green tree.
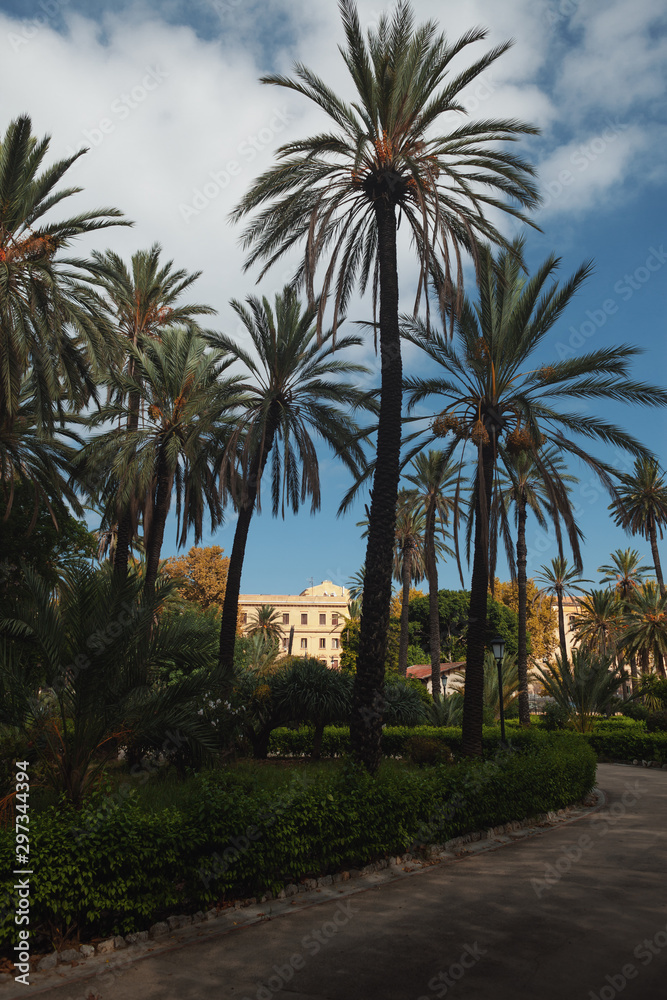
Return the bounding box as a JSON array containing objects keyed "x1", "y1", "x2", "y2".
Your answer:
[
  {"x1": 84, "y1": 244, "x2": 216, "y2": 580},
  {"x1": 404, "y1": 451, "x2": 458, "y2": 699},
  {"x1": 230, "y1": 0, "x2": 540, "y2": 771},
  {"x1": 609, "y1": 457, "x2": 667, "y2": 595},
  {"x1": 210, "y1": 288, "x2": 371, "y2": 675},
  {"x1": 274, "y1": 658, "x2": 351, "y2": 759},
  {"x1": 405, "y1": 239, "x2": 667, "y2": 755},
  {"x1": 0, "y1": 479, "x2": 96, "y2": 592}
]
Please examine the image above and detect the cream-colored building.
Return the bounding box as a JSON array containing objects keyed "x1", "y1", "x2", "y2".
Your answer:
[{"x1": 239, "y1": 580, "x2": 350, "y2": 668}]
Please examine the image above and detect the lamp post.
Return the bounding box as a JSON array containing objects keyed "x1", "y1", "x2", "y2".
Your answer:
[{"x1": 491, "y1": 635, "x2": 506, "y2": 746}]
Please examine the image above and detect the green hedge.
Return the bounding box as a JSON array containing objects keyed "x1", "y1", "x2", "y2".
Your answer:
[
  {"x1": 270, "y1": 722, "x2": 667, "y2": 763},
  {"x1": 0, "y1": 733, "x2": 594, "y2": 950}
]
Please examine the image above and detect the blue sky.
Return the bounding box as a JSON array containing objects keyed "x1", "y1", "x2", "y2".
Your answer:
[{"x1": 2, "y1": 0, "x2": 666, "y2": 595}]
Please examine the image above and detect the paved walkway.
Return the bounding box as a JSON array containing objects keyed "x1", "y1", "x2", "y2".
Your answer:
[{"x1": 4, "y1": 764, "x2": 667, "y2": 1000}]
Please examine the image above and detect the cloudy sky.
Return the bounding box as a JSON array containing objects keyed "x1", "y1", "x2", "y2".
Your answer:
[{"x1": 3, "y1": 0, "x2": 666, "y2": 595}]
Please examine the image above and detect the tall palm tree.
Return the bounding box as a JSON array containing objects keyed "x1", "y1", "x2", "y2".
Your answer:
[
  {"x1": 536, "y1": 557, "x2": 590, "y2": 667},
  {"x1": 620, "y1": 582, "x2": 667, "y2": 679},
  {"x1": 83, "y1": 245, "x2": 217, "y2": 581},
  {"x1": 570, "y1": 589, "x2": 625, "y2": 657},
  {"x1": 392, "y1": 494, "x2": 426, "y2": 677},
  {"x1": 404, "y1": 451, "x2": 458, "y2": 698},
  {"x1": 210, "y1": 288, "x2": 372, "y2": 675},
  {"x1": 599, "y1": 547, "x2": 650, "y2": 600},
  {"x1": 79, "y1": 327, "x2": 244, "y2": 596},
  {"x1": 609, "y1": 458, "x2": 667, "y2": 596},
  {"x1": 0, "y1": 114, "x2": 128, "y2": 430},
  {"x1": 404, "y1": 240, "x2": 667, "y2": 755},
  {"x1": 494, "y1": 447, "x2": 581, "y2": 725},
  {"x1": 230, "y1": 0, "x2": 540, "y2": 770}
]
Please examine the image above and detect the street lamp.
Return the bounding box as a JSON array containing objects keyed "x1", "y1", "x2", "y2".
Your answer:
[{"x1": 491, "y1": 635, "x2": 506, "y2": 745}]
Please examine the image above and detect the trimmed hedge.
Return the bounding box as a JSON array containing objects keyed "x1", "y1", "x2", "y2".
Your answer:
[
  {"x1": 0, "y1": 732, "x2": 594, "y2": 950},
  {"x1": 270, "y1": 722, "x2": 667, "y2": 763}
]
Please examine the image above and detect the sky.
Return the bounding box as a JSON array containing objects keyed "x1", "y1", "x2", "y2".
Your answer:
[{"x1": 2, "y1": 0, "x2": 666, "y2": 596}]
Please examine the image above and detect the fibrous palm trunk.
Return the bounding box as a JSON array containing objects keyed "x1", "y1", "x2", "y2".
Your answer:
[
  {"x1": 462, "y1": 442, "x2": 495, "y2": 757},
  {"x1": 219, "y1": 419, "x2": 278, "y2": 673},
  {"x1": 143, "y1": 454, "x2": 174, "y2": 596},
  {"x1": 649, "y1": 519, "x2": 665, "y2": 596},
  {"x1": 351, "y1": 198, "x2": 402, "y2": 774},
  {"x1": 516, "y1": 496, "x2": 530, "y2": 725},
  {"x1": 426, "y1": 501, "x2": 442, "y2": 701},
  {"x1": 557, "y1": 587, "x2": 568, "y2": 665},
  {"x1": 398, "y1": 545, "x2": 412, "y2": 677},
  {"x1": 113, "y1": 385, "x2": 141, "y2": 582}
]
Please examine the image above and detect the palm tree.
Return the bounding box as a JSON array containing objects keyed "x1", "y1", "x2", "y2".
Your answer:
[
  {"x1": 246, "y1": 604, "x2": 284, "y2": 644},
  {"x1": 609, "y1": 457, "x2": 667, "y2": 595},
  {"x1": 0, "y1": 563, "x2": 222, "y2": 804},
  {"x1": 570, "y1": 589, "x2": 625, "y2": 657},
  {"x1": 495, "y1": 447, "x2": 581, "y2": 725},
  {"x1": 0, "y1": 114, "x2": 128, "y2": 430},
  {"x1": 537, "y1": 649, "x2": 626, "y2": 733},
  {"x1": 83, "y1": 245, "x2": 217, "y2": 581},
  {"x1": 599, "y1": 547, "x2": 649, "y2": 600},
  {"x1": 404, "y1": 451, "x2": 458, "y2": 698},
  {"x1": 392, "y1": 494, "x2": 426, "y2": 677},
  {"x1": 210, "y1": 288, "x2": 372, "y2": 676},
  {"x1": 620, "y1": 582, "x2": 667, "y2": 680},
  {"x1": 230, "y1": 0, "x2": 540, "y2": 771},
  {"x1": 404, "y1": 240, "x2": 667, "y2": 756},
  {"x1": 536, "y1": 557, "x2": 590, "y2": 667},
  {"x1": 79, "y1": 327, "x2": 244, "y2": 596}
]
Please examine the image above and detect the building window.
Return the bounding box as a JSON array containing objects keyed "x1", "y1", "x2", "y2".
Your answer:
[
  {"x1": 242, "y1": 613, "x2": 247, "y2": 625},
  {"x1": 319, "y1": 637, "x2": 326, "y2": 649},
  {"x1": 301, "y1": 613, "x2": 308, "y2": 625},
  {"x1": 300, "y1": 638, "x2": 307, "y2": 649},
  {"x1": 319, "y1": 658, "x2": 327, "y2": 665},
  {"x1": 282, "y1": 638, "x2": 288, "y2": 650},
  {"x1": 331, "y1": 637, "x2": 339, "y2": 649},
  {"x1": 332, "y1": 614, "x2": 338, "y2": 626},
  {"x1": 283, "y1": 613, "x2": 290, "y2": 625},
  {"x1": 319, "y1": 613, "x2": 326, "y2": 625},
  {"x1": 331, "y1": 658, "x2": 339, "y2": 669}
]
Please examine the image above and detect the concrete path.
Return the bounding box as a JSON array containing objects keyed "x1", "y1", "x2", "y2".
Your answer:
[{"x1": 4, "y1": 764, "x2": 667, "y2": 1000}]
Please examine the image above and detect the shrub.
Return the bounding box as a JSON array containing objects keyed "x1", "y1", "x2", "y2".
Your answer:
[
  {"x1": 621, "y1": 702, "x2": 650, "y2": 722},
  {"x1": 404, "y1": 736, "x2": 452, "y2": 766},
  {"x1": 543, "y1": 702, "x2": 570, "y2": 731},
  {"x1": 0, "y1": 732, "x2": 595, "y2": 950},
  {"x1": 646, "y1": 711, "x2": 667, "y2": 733}
]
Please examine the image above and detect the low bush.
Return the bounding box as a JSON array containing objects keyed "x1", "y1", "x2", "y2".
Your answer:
[
  {"x1": 404, "y1": 736, "x2": 453, "y2": 766},
  {"x1": 586, "y1": 729, "x2": 667, "y2": 763},
  {"x1": 0, "y1": 732, "x2": 594, "y2": 951},
  {"x1": 646, "y1": 711, "x2": 667, "y2": 733}
]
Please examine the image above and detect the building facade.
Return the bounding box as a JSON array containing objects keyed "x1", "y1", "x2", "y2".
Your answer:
[{"x1": 239, "y1": 580, "x2": 350, "y2": 669}]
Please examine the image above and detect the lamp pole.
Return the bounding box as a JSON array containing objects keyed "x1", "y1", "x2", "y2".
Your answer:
[{"x1": 491, "y1": 635, "x2": 507, "y2": 746}]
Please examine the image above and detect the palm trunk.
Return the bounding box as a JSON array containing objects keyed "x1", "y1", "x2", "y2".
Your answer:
[
  {"x1": 113, "y1": 382, "x2": 141, "y2": 582},
  {"x1": 426, "y1": 501, "x2": 442, "y2": 701},
  {"x1": 351, "y1": 197, "x2": 401, "y2": 774},
  {"x1": 630, "y1": 652, "x2": 637, "y2": 696},
  {"x1": 656, "y1": 651, "x2": 666, "y2": 679},
  {"x1": 219, "y1": 423, "x2": 276, "y2": 673},
  {"x1": 649, "y1": 519, "x2": 665, "y2": 596},
  {"x1": 398, "y1": 546, "x2": 412, "y2": 676},
  {"x1": 143, "y1": 453, "x2": 174, "y2": 596},
  {"x1": 516, "y1": 497, "x2": 530, "y2": 726},
  {"x1": 462, "y1": 442, "x2": 495, "y2": 757},
  {"x1": 557, "y1": 586, "x2": 568, "y2": 665}
]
